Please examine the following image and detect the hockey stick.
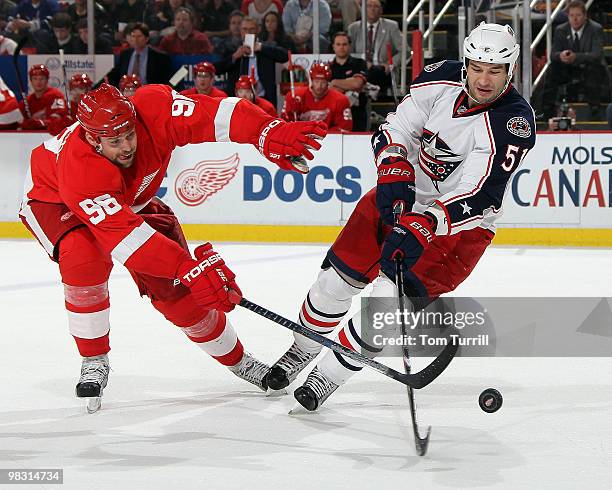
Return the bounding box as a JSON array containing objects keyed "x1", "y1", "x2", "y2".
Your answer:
[
  {"x1": 393, "y1": 204, "x2": 431, "y2": 456},
  {"x1": 387, "y1": 42, "x2": 399, "y2": 106},
  {"x1": 12, "y1": 33, "x2": 31, "y2": 118},
  {"x1": 287, "y1": 50, "x2": 298, "y2": 122},
  {"x1": 59, "y1": 49, "x2": 71, "y2": 116},
  {"x1": 239, "y1": 297, "x2": 456, "y2": 389}
]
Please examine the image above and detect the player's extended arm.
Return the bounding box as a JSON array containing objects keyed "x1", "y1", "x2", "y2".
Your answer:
[{"x1": 135, "y1": 85, "x2": 327, "y2": 174}]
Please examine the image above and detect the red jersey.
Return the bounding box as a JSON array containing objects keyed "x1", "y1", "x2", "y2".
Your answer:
[
  {"x1": 255, "y1": 97, "x2": 277, "y2": 117},
  {"x1": 22, "y1": 84, "x2": 276, "y2": 279},
  {"x1": 0, "y1": 77, "x2": 22, "y2": 129},
  {"x1": 283, "y1": 86, "x2": 352, "y2": 131},
  {"x1": 180, "y1": 87, "x2": 228, "y2": 98},
  {"x1": 20, "y1": 87, "x2": 67, "y2": 122}
]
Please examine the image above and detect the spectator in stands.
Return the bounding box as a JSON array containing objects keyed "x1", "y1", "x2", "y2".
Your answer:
[
  {"x1": 328, "y1": 0, "x2": 360, "y2": 31},
  {"x1": 215, "y1": 15, "x2": 288, "y2": 107},
  {"x1": 181, "y1": 61, "x2": 228, "y2": 97},
  {"x1": 606, "y1": 103, "x2": 612, "y2": 130},
  {"x1": 75, "y1": 18, "x2": 114, "y2": 54},
  {"x1": 146, "y1": 0, "x2": 185, "y2": 38},
  {"x1": 113, "y1": 0, "x2": 148, "y2": 28},
  {"x1": 541, "y1": 0, "x2": 608, "y2": 120},
  {"x1": 329, "y1": 31, "x2": 367, "y2": 131},
  {"x1": 216, "y1": 9, "x2": 244, "y2": 57},
  {"x1": 0, "y1": 34, "x2": 17, "y2": 54},
  {"x1": 7, "y1": 0, "x2": 58, "y2": 34},
  {"x1": 66, "y1": 0, "x2": 112, "y2": 35},
  {"x1": 107, "y1": 22, "x2": 173, "y2": 86},
  {"x1": 241, "y1": 0, "x2": 283, "y2": 26},
  {"x1": 34, "y1": 12, "x2": 81, "y2": 54},
  {"x1": 282, "y1": 62, "x2": 352, "y2": 131},
  {"x1": 198, "y1": 0, "x2": 234, "y2": 40},
  {"x1": 282, "y1": 0, "x2": 331, "y2": 53},
  {"x1": 262, "y1": 10, "x2": 295, "y2": 51},
  {"x1": 159, "y1": 6, "x2": 213, "y2": 54},
  {"x1": 348, "y1": 0, "x2": 401, "y2": 94},
  {"x1": 0, "y1": 0, "x2": 16, "y2": 33},
  {"x1": 234, "y1": 74, "x2": 277, "y2": 116}
]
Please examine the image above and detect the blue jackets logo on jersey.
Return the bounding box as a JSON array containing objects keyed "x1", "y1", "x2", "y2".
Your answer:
[
  {"x1": 419, "y1": 128, "x2": 463, "y2": 190},
  {"x1": 506, "y1": 117, "x2": 532, "y2": 138}
]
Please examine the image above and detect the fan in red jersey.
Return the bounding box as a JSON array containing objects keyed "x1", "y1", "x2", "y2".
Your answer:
[
  {"x1": 20, "y1": 64, "x2": 68, "y2": 132},
  {"x1": 234, "y1": 75, "x2": 278, "y2": 117},
  {"x1": 119, "y1": 74, "x2": 142, "y2": 97},
  {"x1": 281, "y1": 62, "x2": 353, "y2": 132},
  {"x1": 19, "y1": 83, "x2": 327, "y2": 412},
  {"x1": 180, "y1": 62, "x2": 227, "y2": 98},
  {"x1": 0, "y1": 75, "x2": 23, "y2": 130}
]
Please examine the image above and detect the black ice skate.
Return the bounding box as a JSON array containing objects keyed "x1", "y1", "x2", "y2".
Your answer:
[
  {"x1": 75, "y1": 354, "x2": 110, "y2": 414},
  {"x1": 293, "y1": 367, "x2": 339, "y2": 412},
  {"x1": 265, "y1": 342, "x2": 319, "y2": 390},
  {"x1": 229, "y1": 352, "x2": 270, "y2": 391}
]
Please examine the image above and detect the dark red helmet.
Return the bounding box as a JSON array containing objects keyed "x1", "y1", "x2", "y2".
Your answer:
[
  {"x1": 235, "y1": 74, "x2": 255, "y2": 91},
  {"x1": 29, "y1": 64, "x2": 49, "y2": 79},
  {"x1": 76, "y1": 83, "x2": 136, "y2": 138},
  {"x1": 69, "y1": 73, "x2": 93, "y2": 90},
  {"x1": 309, "y1": 62, "x2": 332, "y2": 81},
  {"x1": 119, "y1": 74, "x2": 142, "y2": 92},
  {"x1": 194, "y1": 61, "x2": 215, "y2": 76}
]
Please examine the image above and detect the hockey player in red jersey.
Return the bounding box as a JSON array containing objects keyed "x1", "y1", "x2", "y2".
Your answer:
[
  {"x1": 20, "y1": 64, "x2": 68, "y2": 131},
  {"x1": 180, "y1": 62, "x2": 228, "y2": 98},
  {"x1": 266, "y1": 23, "x2": 537, "y2": 411},
  {"x1": 46, "y1": 73, "x2": 94, "y2": 136},
  {"x1": 119, "y1": 74, "x2": 142, "y2": 97},
  {"x1": 282, "y1": 62, "x2": 353, "y2": 132},
  {"x1": 19, "y1": 83, "x2": 327, "y2": 412},
  {"x1": 0, "y1": 75, "x2": 23, "y2": 130},
  {"x1": 68, "y1": 74, "x2": 93, "y2": 115},
  {"x1": 234, "y1": 75, "x2": 277, "y2": 117}
]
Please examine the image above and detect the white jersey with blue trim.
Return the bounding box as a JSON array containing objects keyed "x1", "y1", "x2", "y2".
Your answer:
[{"x1": 372, "y1": 60, "x2": 536, "y2": 235}]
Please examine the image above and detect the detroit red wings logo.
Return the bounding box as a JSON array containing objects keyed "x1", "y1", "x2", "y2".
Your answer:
[{"x1": 175, "y1": 153, "x2": 239, "y2": 206}]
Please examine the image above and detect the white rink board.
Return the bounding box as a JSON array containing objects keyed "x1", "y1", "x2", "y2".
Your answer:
[{"x1": 2, "y1": 131, "x2": 612, "y2": 229}]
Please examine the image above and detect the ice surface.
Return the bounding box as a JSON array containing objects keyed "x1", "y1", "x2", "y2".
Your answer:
[{"x1": 1, "y1": 240, "x2": 611, "y2": 489}]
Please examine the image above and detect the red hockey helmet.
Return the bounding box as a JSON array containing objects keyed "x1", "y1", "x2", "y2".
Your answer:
[
  {"x1": 29, "y1": 64, "x2": 49, "y2": 79},
  {"x1": 69, "y1": 73, "x2": 93, "y2": 90},
  {"x1": 76, "y1": 83, "x2": 136, "y2": 138},
  {"x1": 235, "y1": 74, "x2": 255, "y2": 91},
  {"x1": 119, "y1": 74, "x2": 142, "y2": 92},
  {"x1": 194, "y1": 61, "x2": 215, "y2": 76},
  {"x1": 309, "y1": 62, "x2": 332, "y2": 82}
]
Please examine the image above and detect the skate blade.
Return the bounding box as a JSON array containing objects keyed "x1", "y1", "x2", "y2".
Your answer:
[
  {"x1": 86, "y1": 397, "x2": 102, "y2": 414},
  {"x1": 288, "y1": 403, "x2": 311, "y2": 415},
  {"x1": 265, "y1": 387, "x2": 288, "y2": 397}
]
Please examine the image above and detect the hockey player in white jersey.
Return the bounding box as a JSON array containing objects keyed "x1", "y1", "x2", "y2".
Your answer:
[{"x1": 264, "y1": 23, "x2": 536, "y2": 410}]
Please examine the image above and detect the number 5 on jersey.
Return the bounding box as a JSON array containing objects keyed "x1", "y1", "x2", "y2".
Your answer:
[
  {"x1": 502, "y1": 144, "x2": 529, "y2": 172},
  {"x1": 79, "y1": 194, "x2": 122, "y2": 224}
]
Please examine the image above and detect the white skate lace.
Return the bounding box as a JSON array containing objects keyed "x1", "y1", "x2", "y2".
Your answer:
[
  {"x1": 275, "y1": 342, "x2": 317, "y2": 381},
  {"x1": 305, "y1": 367, "x2": 338, "y2": 402},
  {"x1": 79, "y1": 355, "x2": 109, "y2": 387},
  {"x1": 230, "y1": 352, "x2": 269, "y2": 389}
]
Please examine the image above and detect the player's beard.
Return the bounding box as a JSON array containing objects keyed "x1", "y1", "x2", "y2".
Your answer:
[{"x1": 112, "y1": 151, "x2": 135, "y2": 168}]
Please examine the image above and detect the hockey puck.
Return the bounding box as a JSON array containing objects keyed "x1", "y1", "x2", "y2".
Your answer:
[{"x1": 479, "y1": 388, "x2": 503, "y2": 413}]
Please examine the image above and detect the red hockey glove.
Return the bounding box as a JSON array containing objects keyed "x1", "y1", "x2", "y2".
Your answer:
[
  {"x1": 379, "y1": 213, "x2": 436, "y2": 286},
  {"x1": 376, "y1": 152, "x2": 416, "y2": 226},
  {"x1": 21, "y1": 118, "x2": 46, "y2": 130},
  {"x1": 176, "y1": 243, "x2": 242, "y2": 312},
  {"x1": 257, "y1": 119, "x2": 327, "y2": 173}
]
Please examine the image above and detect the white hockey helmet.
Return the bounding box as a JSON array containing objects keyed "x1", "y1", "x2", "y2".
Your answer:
[{"x1": 462, "y1": 22, "x2": 520, "y2": 99}]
